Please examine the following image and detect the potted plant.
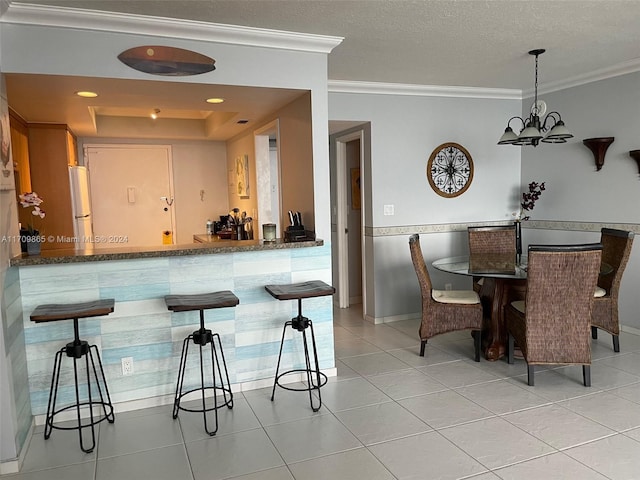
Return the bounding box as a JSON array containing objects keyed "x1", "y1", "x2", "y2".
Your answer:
[{"x1": 19, "y1": 191, "x2": 45, "y2": 255}]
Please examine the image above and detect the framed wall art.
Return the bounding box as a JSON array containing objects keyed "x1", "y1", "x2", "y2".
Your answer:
[
  {"x1": 236, "y1": 154, "x2": 250, "y2": 198},
  {"x1": 426, "y1": 142, "x2": 473, "y2": 198},
  {"x1": 351, "y1": 167, "x2": 361, "y2": 209}
]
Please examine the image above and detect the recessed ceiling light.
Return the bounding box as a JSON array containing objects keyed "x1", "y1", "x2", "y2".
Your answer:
[
  {"x1": 76, "y1": 91, "x2": 98, "y2": 98},
  {"x1": 206, "y1": 98, "x2": 224, "y2": 104}
]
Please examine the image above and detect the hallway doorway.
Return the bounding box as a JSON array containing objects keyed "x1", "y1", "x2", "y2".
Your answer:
[{"x1": 333, "y1": 128, "x2": 365, "y2": 310}]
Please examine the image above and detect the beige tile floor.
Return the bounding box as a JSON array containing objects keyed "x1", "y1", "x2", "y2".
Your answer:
[{"x1": 6, "y1": 305, "x2": 640, "y2": 480}]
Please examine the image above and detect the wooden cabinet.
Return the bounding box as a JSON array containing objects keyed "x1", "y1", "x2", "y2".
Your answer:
[{"x1": 27, "y1": 124, "x2": 77, "y2": 250}]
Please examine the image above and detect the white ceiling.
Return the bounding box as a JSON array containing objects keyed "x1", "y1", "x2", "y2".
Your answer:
[
  {"x1": 5, "y1": 0, "x2": 640, "y2": 139},
  {"x1": 5, "y1": 73, "x2": 307, "y2": 140}
]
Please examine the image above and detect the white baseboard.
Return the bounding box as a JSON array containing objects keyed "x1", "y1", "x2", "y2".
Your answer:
[
  {"x1": 0, "y1": 421, "x2": 34, "y2": 475},
  {"x1": 621, "y1": 324, "x2": 640, "y2": 336},
  {"x1": 366, "y1": 312, "x2": 421, "y2": 324},
  {"x1": 0, "y1": 458, "x2": 19, "y2": 475}
]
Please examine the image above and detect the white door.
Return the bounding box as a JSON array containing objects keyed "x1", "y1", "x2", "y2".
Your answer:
[{"x1": 86, "y1": 145, "x2": 175, "y2": 248}]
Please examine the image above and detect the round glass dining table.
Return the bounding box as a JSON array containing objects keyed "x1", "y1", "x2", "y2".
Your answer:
[
  {"x1": 432, "y1": 255, "x2": 527, "y2": 361},
  {"x1": 432, "y1": 255, "x2": 528, "y2": 280},
  {"x1": 432, "y1": 255, "x2": 612, "y2": 361}
]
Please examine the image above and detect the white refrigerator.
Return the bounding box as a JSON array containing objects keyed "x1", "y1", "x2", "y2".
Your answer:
[{"x1": 69, "y1": 166, "x2": 93, "y2": 249}]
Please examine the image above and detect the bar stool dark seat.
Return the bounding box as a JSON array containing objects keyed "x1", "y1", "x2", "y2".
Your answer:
[
  {"x1": 264, "y1": 280, "x2": 335, "y2": 412},
  {"x1": 30, "y1": 299, "x2": 115, "y2": 453},
  {"x1": 165, "y1": 291, "x2": 239, "y2": 436}
]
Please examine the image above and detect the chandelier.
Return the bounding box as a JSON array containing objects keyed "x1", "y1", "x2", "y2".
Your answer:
[{"x1": 498, "y1": 49, "x2": 573, "y2": 147}]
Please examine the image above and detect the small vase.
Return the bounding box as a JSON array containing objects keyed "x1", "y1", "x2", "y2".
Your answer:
[
  {"x1": 234, "y1": 224, "x2": 244, "y2": 240},
  {"x1": 514, "y1": 221, "x2": 522, "y2": 262},
  {"x1": 19, "y1": 228, "x2": 29, "y2": 253},
  {"x1": 24, "y1": 230, "x2": 42, "y2": 256}
]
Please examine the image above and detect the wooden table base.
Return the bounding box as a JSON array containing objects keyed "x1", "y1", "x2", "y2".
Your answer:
[{"x1": 478, "y1": 277, "x2": 527, "y2": 361}]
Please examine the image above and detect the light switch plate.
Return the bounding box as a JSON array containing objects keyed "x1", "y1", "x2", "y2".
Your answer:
[{"x1": 383, "y1": 204, "x2": 394, "y2": 216}]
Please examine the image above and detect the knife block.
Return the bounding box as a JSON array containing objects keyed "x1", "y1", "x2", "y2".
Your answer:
[{"x1": 285, "y1": 225, "x2": 306, "y2": 242}]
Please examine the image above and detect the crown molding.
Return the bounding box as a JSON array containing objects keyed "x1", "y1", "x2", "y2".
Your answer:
[
  {"x1": 332, "y1": 55, "x2": 640, "y2": 101},
  {"x1": 1, "y1": 2, "x2": 343, "y2": 53},
  {"x1": 328, "y1": 80, "x2": 521, "y2": 100},
  {"x1": 523, "y1": 57, "x2": 640, "y2": 98}
]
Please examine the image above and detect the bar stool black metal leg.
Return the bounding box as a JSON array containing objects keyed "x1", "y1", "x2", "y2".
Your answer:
[
  {"x1": 172, "y1": 312, "x2": 234, "y2": 436},
  {"x1": 71, "y1": 356, "x2": 85, "y2": 452},
  {"x1": 32, "y1": 300, "x2": 116, "y2": 453},
  {"x1": 44, "y1": 348, "x2": 64, "y2": 440},
  {"x1": 300, "y1": 329, "x2": 319, "y2": 411},
  {"x1": 264, "y1": 282, "x2": 334, "y2": 412},
  {"x1": 81, "y1": 351, "x2": 97, "y2": 453},
  {"x1": 308, "y1": 321, "x2": 323, "y2": 410},
  {"x1": 212, "y1": 333, "x2": 233, "y2": 409},
  {"x1": 271, "y1": 319, "x2": 326, "y2": 410},
  {"x1": 197, "y1": 335, "x2": 216, "y2": 435},
  {"x1": 88, "y1": 345, "x2": 115, "y2": 423},
  {"x1": 271, "y1": 321, "x2": 290, "y2": 402},
  {"x1": 173, "y1": 336, "x2": 190, "y2": 419}
]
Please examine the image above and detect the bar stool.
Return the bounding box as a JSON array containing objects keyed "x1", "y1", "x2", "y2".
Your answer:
[
  {"x1": 165, "y1": 291, "x2": 238, "y2": 436},
  {"x1": 264, "y1": 280, "x2": 335, "y2": 412},
  {"x1": 30, "y1": 299, "x2": 115, "y2": 453}
]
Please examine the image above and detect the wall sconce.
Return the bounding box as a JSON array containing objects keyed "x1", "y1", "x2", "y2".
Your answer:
[
  {"x1": 629, "y1": 150, "x2": 640, "y2": 176},
  {"x1": 583, "y1": 137, "x2": 614, "y2": 171}
]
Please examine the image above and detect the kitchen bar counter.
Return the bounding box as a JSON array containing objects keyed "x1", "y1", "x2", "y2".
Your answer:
[
  {"x1": 10, "y1": 237, "x2": 323, "y2": 267},
  {"x1": 13, "y1": 236, "x2": 334, "y2": 418}
]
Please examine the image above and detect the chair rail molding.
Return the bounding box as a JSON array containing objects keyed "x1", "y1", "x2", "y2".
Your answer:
[{"x1": 366, "y1": 221, "x2": 640, "y2": 237}]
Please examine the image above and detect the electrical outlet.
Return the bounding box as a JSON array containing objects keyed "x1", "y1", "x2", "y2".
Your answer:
[
  {"x1": 121, "y1": 357, "x2": 134, "y2": 376},
  {"x1": 445, "y1": 283, "x2": 452, "y2": 291},
  {"x1": 383, "y1": 204, "x2": 394, "y2": 216}
]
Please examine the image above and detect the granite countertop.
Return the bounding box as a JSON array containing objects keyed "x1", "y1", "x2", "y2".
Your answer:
[{"x1": 10, "y1": 237, "x2": 323, "y2": 266}]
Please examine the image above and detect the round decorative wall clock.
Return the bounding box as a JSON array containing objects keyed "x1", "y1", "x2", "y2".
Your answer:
[{"x1": 426, "y1": 142, "x2": 474, "y2": 198}]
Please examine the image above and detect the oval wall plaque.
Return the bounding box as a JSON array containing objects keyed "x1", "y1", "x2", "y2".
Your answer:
[{"x1": 118, "y1": 46, "x2": 216, "y2": 76}]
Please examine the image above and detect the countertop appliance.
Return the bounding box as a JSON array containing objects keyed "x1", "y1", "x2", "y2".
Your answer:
[{"x1": 69, "y1": 166, "x2": 93, "y2": 248}]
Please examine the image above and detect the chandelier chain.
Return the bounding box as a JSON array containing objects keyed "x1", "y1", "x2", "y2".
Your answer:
[{"x1": 534, "y1": 53, "x2": 539, "y2": 111}]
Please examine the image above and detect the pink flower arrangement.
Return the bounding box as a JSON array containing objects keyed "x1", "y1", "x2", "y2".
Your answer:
[{"x1": 19, "y1": 191, "x2": 46, "y2": 234}]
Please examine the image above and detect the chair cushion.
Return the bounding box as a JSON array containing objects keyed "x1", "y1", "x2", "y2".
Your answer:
[
  {"x1": 594, "y1": 286, "x2": 607, "y2": 298},
  {"x1": 511, "y1": 300, "x2": 525, "y2": 313},
  {"x1": 432, "y1": 289, "x2": 480, "y2": 304}
]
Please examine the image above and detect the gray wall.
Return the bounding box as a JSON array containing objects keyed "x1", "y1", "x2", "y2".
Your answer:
[
  {"x1": 329, "y1": 73, "x2": 640, "y2": 329},
  {"x1": 329, "y1": 91, "x2": 522, "y2": 321},
  {"x1": 521, "y1": 71, "x2": 640, "y2": 330}
]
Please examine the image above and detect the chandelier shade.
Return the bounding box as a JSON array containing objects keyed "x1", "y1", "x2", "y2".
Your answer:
[{"x1": 498, "y1": 49, "x2": 573, "y2": 147}]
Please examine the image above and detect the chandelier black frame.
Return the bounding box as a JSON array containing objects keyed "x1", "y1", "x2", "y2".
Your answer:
[{"x1": 498, "y1": 49, "x2": 573, "y2": 147}]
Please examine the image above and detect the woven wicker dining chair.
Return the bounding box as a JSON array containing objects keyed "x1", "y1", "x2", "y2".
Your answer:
[
  {"x1": 409, "y1": 234, "x2": 483, "y2": 361},
  {"x1": 467, "y1": 225, "x2": 517, "y2": 293},
  {"x1": 592, "y1": 228, "x2": 634, "y2": 352},
  {"x1": 505, "y1": 243, "x2": 603, "y2": 387}
]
